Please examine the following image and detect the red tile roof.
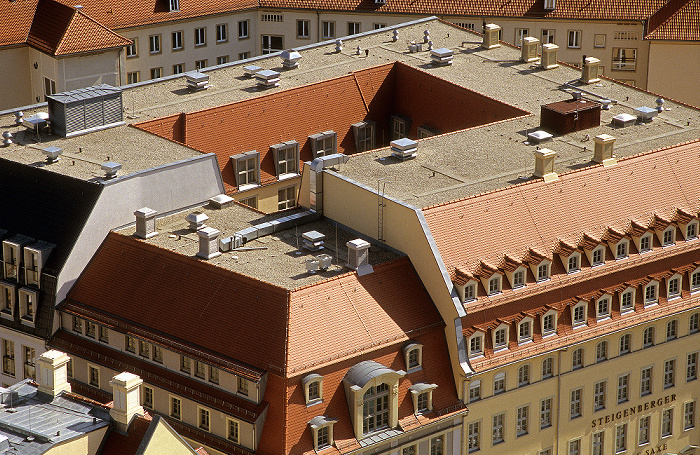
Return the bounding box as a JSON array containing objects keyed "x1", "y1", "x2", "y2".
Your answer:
[
  {"x1": 101, "y1": 414, "x2": 153, "y2": 455},
  {"x1": 646, "y1": 0, "x2": 700, "y2": 40}
]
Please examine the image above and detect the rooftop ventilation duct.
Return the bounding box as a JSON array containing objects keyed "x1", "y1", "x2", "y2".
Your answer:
[
  {"x1": 390, "y1": 138, "x2": 418, "y2": 160},
  {"x1": 196, "y1": 227, "x2": 221, "y2": 260},
  {"x1": 527, "y1": 130, "x2": 553, "y2": 144},
  {"x1": 540, "y1": 44, "x2": 559, "y2": 70},
  {"x1": 533, "y1": 148, "x2": 558, "y2": 182},
  {"x1": 346, "y1": 239, "x2": 373, "y2": 276},
  {"x1": 42, "y1": 146, "x2": 62, "y2": 163},
  {"x1": 47, "y1": 84, "x2": 124, "y2": 137},
  {"x1": 244, "y1": 65, "x2": 262, "y2": 77},
  {"x1": 185, "y1": 71, "x2": 209, "y2": 91},
  {"x1": 612, "y1": 113, "x2": 636, "y2": 127},
  {"x1": 634, "y1": 106, "x2": 658, "y2": 122},
  {"x1": 281, "y1": 50, "x2": 302, "y2": 69},
  {"x1": 256, "y1": 70, "x2": 280, "y2": 88},
  {"x1": 302, "y1": 230, "x2": 325, "y2": 251},
  {"x1": 430, "y1": 48, "x2": 454, "y2": 66},
  {"x1": 186, "y1": 212, "x2": 209, "y2": 230},
  {"x1": 134, "y1": 207, "x2": 158, "y2": 239},
  {"x1": 580, "y1": 57, "x2": 601, "y2": 84},
  {"x1": 2, "y1": 132, "x2": 13, "y2": 147},
  {"x1": 101, "y1": 162, "x2": 121, "y2": 179},
  {"x1": 482, "y1": 24, "x2": 501, "y2": 49},
  {"x1": 521, "y1": 37, "x2": 539, "y2": 63}
]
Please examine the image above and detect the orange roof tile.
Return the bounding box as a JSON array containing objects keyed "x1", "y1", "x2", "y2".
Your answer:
[
  {"x1": 101, "y1": 414, "x2": 153, "y2": 455},
  {"x1": 0, "y1": 0, "x2": 39, "y2": 47},
  {"x1": 646, "y1": 0, "x2": 700, "y2": 41},
  {"x1": 423, "y1": 140, "x2": 700, "y2": 277}
]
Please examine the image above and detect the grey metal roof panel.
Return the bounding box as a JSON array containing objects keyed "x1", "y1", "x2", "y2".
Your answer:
[
  {"x1": 47, "y1": 84, "x2": 122, "y2": 104},
  {"x1": 343, "y1": 360, "x2": 396, "y2": 388}
]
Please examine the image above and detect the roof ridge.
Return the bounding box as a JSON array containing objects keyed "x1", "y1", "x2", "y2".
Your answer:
[
  {"x1": 646, "y1": 0, "x2": 693, "y2": 36},
  {"x1": 55, "y1": 6, "x2": 131, "y2": 55}
]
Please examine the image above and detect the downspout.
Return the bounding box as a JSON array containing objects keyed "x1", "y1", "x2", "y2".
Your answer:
[
  {"x1": 555, "y1": 348, "x2": 563, "y2": 455},
  {"x1": 316, "y1": 10, "x2": 321, "y2": 43}
]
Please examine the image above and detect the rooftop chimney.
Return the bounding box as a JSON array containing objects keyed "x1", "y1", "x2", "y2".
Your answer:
[
  {"x1": 592, "y1": 134, "x2": 617, "y2": 166},
  {"x1": 197, "y1": 226, "x2": 221, "y2": 260},
  {"x1": 521, "y1": 37, "x2": 539, "y2": 62},
  {"x1": 186, "y1": 212, "x2": 209, "y2": 230},
  {"x1": 281, "y1": 49, "x2": 302, "y2": 69},
  {"x1": 533, "y1": 148, "x2": 558, "y2": 182},
  {"x1": 390, "y1": 138, "x2": 418, "y2": 160},
  {"x1": 256, "y1": 69, "x2": 280, "y2": 88},
  {"x1": 134, "y1": 207, "x2": 158, "y2": 239},
  {"x1": 346, "y1": 239, "x2": 373, "y2": 276},
  {"x1": 109, "y1": 372, "x2": 144, "y2": 433},
  {"x1": 540, "y1": 44, "x2": 559, "y2": 70},
  {"x1": 36, "y1": 350, "x2": 71, "y2": 397},
  {"x1": 482, "y1": 24, "x2": 501, "y2": 49},
  {"x1": 101, "y1": 162, "x2": 121, "y2": 179},
  {"x1": 580, "y1": 57, "x2": 601, "y2": 84},
  {"x1": 42, "y1": 146, "x2": 62, "y2": 163},
  {"x1": 302, "y1": 231, "x2": 325, "y2": 251},
  {"x1": 185, "y1": 71, "x2": 209, "y2": 91}
]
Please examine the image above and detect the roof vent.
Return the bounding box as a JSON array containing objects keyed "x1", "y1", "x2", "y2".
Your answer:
[
  {"x1": 209, "y1": 194, "x2": 235, "y2": 209},
  {"x1": 593, "y1": 134, "x2": 616, "y2": 166},
  {"x1": 101, "y1": 162, "x2": 121, "y2": 178},
  {"x1": 42, "y1": 146, "x2": 62, "y2": 163},
  {"x1": 244, "y1": 64, "x2": 262, "y2": 77},
  {"x1": 306, "y1": 253, "x2": 332, "y2": 273},
  {"x1": 256, "y1": 69, "x2": 280, "y2": 88},
  {"x1": 281, "y1": 49, "x2": 302, "y2": 69},
  {"x1": 571, "y1": 91, "x2": 582, "y2": 100},
  {"x1": 482, "y1": 24, "x2": 501, "y2": 49},
  {"x1": 580, "y1": 57, "x2": 601, "y2": 84},
  {"x1": 186, "y1": 212, "x2": 209, "y2": 230},
  {"x1": 302, "y1": 231, "x2": 325, "y2": 251},
  {"x1": 14, "y1": 111, "x2": 23, "y2": 125},
  {"x1": 346, "y1": 239, "x2": 373, "y2": 276},
  {"x1": 390, "y1": 138, "x2": 418, "y2": 160},
  {"x1": 185, "y1": 71, "x2": 209, "y2": 91},
  {"x1": 2, "y1": 132, "x2": 12, "y2": 147},
  {"x1": 134, "y1": 207, "x2": 158, "y2": 239},
  {"x1": 74, "y1": 4, "x2": 83, "y2": 9},
  {"x1": 196, "y1": 226, "x2": 221, "y2": 260},
  {"x1": 407, "y1": 41, "x2": 423, "y2": 53},
  {"x1": 533, "y1": 148, "x2": 558, "y2": 182},
  {"x1": 430, "y1": 48, "x2": 454, "y2": 66},
  {"x1": 527, "y1": 130, "x2": 553, "y2": 144},
  {"x1": 612, "y1": 113, "x2": 636, "y2": 127},
  {"x1": 521, "y1": 37, "x2": 539, "y2": 62},
  {"x1": 634, "y1": 106, "x2": 658, "y2": 122},
  {"x1": 540, "y1": 43, "x2": 559, "y2": 70},
  {"x1": 47, "y1": 84, "x2": 123, "y2": 137}
]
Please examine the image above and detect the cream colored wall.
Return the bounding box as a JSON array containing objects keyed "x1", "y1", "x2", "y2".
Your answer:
[
  {"x1": 648, "y1": 41, "x2": 700, "y2": 108},
  {"x1": 141, "y1": 418, "x2": 198, "y2": 455},
  {"x1": 45, "y1": 427, "x2": 109, "y2": 455},
  {"x1": 60, "y1": 50, "x2": 123, "y2": 91},
  {"x1": 0, "y1": 327, "x2": 45, "y2": 387},
  {"x1": 0, "y1": 46, "x2": 32, "y2": 110},
  {"x1": 29, "y1": 47, "x2": 58, "y2": 104},
  {"x1": 234, "y1": 177, "x2": 300, "y2": 214},
  {"x1": 464, "y1": 309, "x2": 700, "y2": 454}
]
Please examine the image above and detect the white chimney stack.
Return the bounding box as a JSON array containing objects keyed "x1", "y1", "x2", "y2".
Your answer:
[
  {"x1": 521, "y1": 37, "x2": 539, "y2": 62},
  {"x1": 533, "y1": 148, "x2": 558, "y2": 182},
  {"x1": 37, "y1": 350, "x2": 72, "y2": 397},
  {"x1": 346, "y1": 239, "x2": 373, "y2": 276},
  {"x1": 593, "y1": 134, "x2": 617, "y2": 166},
  {"x1": 109, "y1": 372, "x2": 144, "y2": 432},
  {"x1": 134, "y1": 207, "x2": 158, "y2": 239},
  {"x1": 197, "y1": 226, "x2": 221, "y2": 259},
  {"x1": 482, "y1": 24, "x2": 501, "y2": 49}
]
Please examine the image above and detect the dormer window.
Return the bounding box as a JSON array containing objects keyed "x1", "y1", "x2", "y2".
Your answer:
[
  {"x1": 469, "y1": 332, "x2": 484, "y2": 358},
  {"x1": 352, "y1": 121, "x2": 376, "y2": 153},
  {"x1": 661, "y1": 226, "x2": 676, "y2": 246},
  {"x1": 620, "y1": 287, "x2": 636, "y2": 313},
  {"x1": 644, "y1": 281, "x2": 659, "y2": 306},
  {"x1": 488, "y1": 275, "x2": 502, "y2": 295},
  {"x1": 615, "y1": 239, "x2": 629, "y2": 260},
  {"x1": 410, "y1": 383, "x2": 438, "y2": 413},
  {"x1": 596, "y1": 295, "x2": 611, "y2": 320},
  {"x1": 571, "y1": 301, "x2": 587, "y2": 328},
  {"x1": 456, "y1": 279, "x2": 478, "y2": 303},
  {"x1": 564, "y1": 252, "x2": 581, "y2": 274},
  {"x1": 536, "y1": 262, "x2": 550, "y2": 281},
  {"x1": 493, "y1": 324, "x2": 509, "y2": 351},
  {"x1": 309, "y1": 416, "x2": 338, "y2": 451},
  {"x1": 231, "y1": 151, "x2": 260, "y2": 190},
  {"x1": 0, "y1": 283, "x2": 15, "y2": 320},
  {"x1": 508, "y1": 266, "x2": 527, "y2": 289},
  {"x1": 543, "y1": 0, "x2": 555, "y2": 9},
  {"x1": 691, "y1": 268, "x2": 700, "y2": 293},
  {"x1": 302, "y1": 373, "x2": 324, "y2": 405},
  {"x1": 169, "y1": 0, "x2": 179, "y2": 11},
  {"x1": 590, "y1": 246, "x2": 604, "y2": 266},
  {"x1": 271, "y1": 141, "x2": 300, "y2": 178},
  {"x1": 685, "y1": 220, "x2": 698, "y2": 240},
  {"x1": 518, "y1": 318, "x2": 533, "y2": 344},
  {"x1": 667, "y1": 274, "x2": 681, "y2": 299},
  {"x1": 309, "y1": 131, "x2": 337, "y2": 158},
  {"x1": 541, "y1": 310, "x2": 557, "y2": 337},
  {"x1": 403, "y1": 342, "x2": 423, "y2": 373},
  {"x1": 23, "y1": 242, "x2": 53, "y2": 288},
  {"x1": 18, "y1": 288, "x2": 37, "y2": 326},
  {"x1": 639, "y1": 233, "x2": 652, "y2": 253}
]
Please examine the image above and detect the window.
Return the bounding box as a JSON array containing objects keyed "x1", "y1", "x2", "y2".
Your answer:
[
  {"x1": 469, "y1": 334, "x2": 483, "y2": 358},
  {"x1": 216, "y1": 24, "x2": 227, "y2": 43},
  {"x1": 89, "y1": 365, "x2": 99, "y2": 387},
  {"x1": 493, "y1": 373, "x2": 505, "y2": 394},
  {"x1": 199, "y1": 407, "x2": 210, "y2": 431},
  {"x1": 664, "y1": 359, "x2": 675, "y2": 388},
  {"x1": 238, "y1": 377, "x2": 249, "y2": 396},
  {"x1": 597, "y1": 297, "x2": 610, "y2": 320},
  {"x1": 618, "y1": 374, "x2": 629, "y2": 403},
  {"x1": 572, "y1": 302, "x2": 587, "y2": 328},
  {"x1": 542, "y1": 357, "x2": 554, "y2": 378},
  {"x1": 661, "y1": 409, "x2": 673, "y2": 437},
  {"x1": 492, "y1": 413, "x2": 504, "y2": 444},
  {"x1": 518, "y1": 365, "x2": 530, "y2": 387},
  {"x1": 194, "y1": 361, "x2": 205, "y2": 378},
  {"x1": 43, "y1": 77, "x2": 55, "y2": 101},
  {"x1": 616, "y1": 240, "x2": 628, "y2": 259},
  {"x1": 686, "y1": 221, "x2": 698, "y2": 240},
  {"x1": 278, "y1": 186, "x2": 296, "y2": 210},
  {"x1": 232, "y1": 151, "x2": 260, "y2": 188},
  {"x1": 641, "y1": 367, "x2": 652, "y2": 396},
  {"x1": 152, "y1": 345, "x2": 163, "y2": 363},
  {"x1": 228, "y1": 419, "x2": 239, "y2": 443},
  {"x1": 619, "y1": 334, "x2": 631, "y2": 355},
  {"x1": 691, "y1": 312, "x2": 700, "y2": 332},
  {"x1": 594, "y1": 381, "x2": 606, "y2": 410},
  {"x1": 206, "y1": 366, "x2": 218, "y2": 385},
  {"x1": 494, "y1": 327, "x2": 508, "y2": 351},
  {"x1": 417, "y1": 391, "x2": 429, "y2": 411},
  {"x1": 180, "y1": 355, "x2": 190, "y2": 373},
  {"x1": 615, "y1": 424, "x2": 627, "y2": 453},
  {"x1": 518, "y1": 319, "x2": 532, "y2": 343},
  {"x1": 542, "y1": 29, "x2": 555, "y2": 44},
  {"x1": 390, "y1": 114, "x2": 409, "y2": 140},
  {"x1": 685, "y1": 401, "x2": 696, "y2": 429},
  {"x1": 127, "y1": 72, "x2": 139, "y2": 84},
  {"x1": 309, "y1": 131, "x2": 337, "y2": 158},
  {"x1": 572, "y1": 348, "x2": 584, "y2": 370},
  {"x1": 239, "y1": 196, "x2": 258, "y2": 209},
  {"x1": 195, "y1": 59, "x2": 207, "y2": 70},
  {"x1": 126, "y1": 39, "x2": 137, "y2": 57},
  {"x1": 363, "y1": 383, "x2": 389, "y2": 434},
  {"x1": 261, "y1": 13, "x2": 283, "y2": 22},
  {"x1": 125, "y1": 335, "x2": 135, "y2": 353},
  {"x1": 261, "y1": 35, "x2": 283, "y2": 54},
  {"x1": 515, "y1": 28, "x2": 529, "y2": 44},
  {"x1": 594, "y1": 34, "x2": 606, "y2": 48},
  {"x1": 172, "y1": 31, "x2": 183, "y2": 50},
  {"x1": 592, "y1": 247, "x2": 604, "y2": 266},
  {"x1": 0, "y1": 284, "x2": 14, "y2": 318},
  {"x1": 512, "y1": 269, "x2": 525, "y2": 288},
  {"x1": 570, "y1": 388, "x2": 582, "y2": 418},
  {"x1": 620, "y1": 289, "x2": 634, "y2": 313},
  {"x1": 592, "y1": 431, "x2": 604, "y2": 455},
  {"x1": 643, "y1": 327, "x2": 655, "y2": 347},
  {"x1": 568, "y1": 30, "x2": 581, "y2": 48},
  {"x1": 540, "y1": 398, "x2": 552, "y2": 429},
  {"x1": 73, "y1": 317, "x2": 83, "y2": 333},
  {"x1": 170, "y1": 396, "x2": 181, "y2": 419},
  {"x1": 149, "y1": 34, "x2": 161, "y2": 53},
  {"x1": 567, "y1": 254, "x2": 580, "y2": 273},
  {"x1": 86, "y1": 321, "x2": 96, "y2": 338},
  {"x1": 516, "y1": 405, "x2": 529, "y2": 436},
  {"x1": 668, "y1": 277, "x2": 681, "y2": 299},
  {"x1": 403, "y1": 446, "x2": 416, "y2": 455},
  {"x1": 348, "y1": 22, "x2": 361, "y2": 35},
  {"x1": 352, "y1": 120, "x2": 376, "y2": 153},
  {"x1": 667, "y1": 320, "x2": 678, "y2": 340},
  {"x1": 169, "y1": 0, "x2": 179, "y2": 11},
  {"x1": 568, "y1": 439, "x2": 580, "y2": 455},
  {"x1": 614, "y1": 31, "x2": 639, "y2": 40},
  {"x1": 662, "y1": 227, "x2": 675, "y2": 246},
  {"x1": 238, "y1": 20, "x2": 249, "y2": 39},
  {"x1": 317, "y1": 426, "x2": 330, "y2": 449},
  {"x1": 150, "y1": 68, "x2": 162, "y2": 79},
  {"x1": 271, "y1": 141, "x2": 300, "y2": 177},
  {"x1": 542, "y1": 313, "x2": 556, "y2": 336},
  {"x1": 644, "y1": 283, "x2": 658, "y2": 305},
  {"x1": 173, "y1": 63, "x2": 184, "y2": 74},
  {"x1": 138, "y1": 340, "x2": 149, "y2": 358},
  {"x1": 463, "y1": 283, "x2": 476, "y2": 302},
  {"x1": 98, "y1": 325, "x2": 108, "y2": 343},
  {"x1": 373, "y1": 23, "x2": 387, "y2": 29},
  {"x1": 612, "y1": 48, "x2": 637, "y2": 70},
  {"x1": 143, "y1": 385, "x2": 153, "y2": 408},
  {"x1": 405, "y1": 343, "x2": 422, "y2": 371},
  {"x1": 468, "y1": 421, "x2": 480, "y2": 452},
  {"x1": 687, "y1": 352, "x2": 698, "y2": 381},
  {"x1": 639, "y1": 416, "x2": 650, "y2": 444},
  {"x1": 195, "y1": 27, "x2": 206, "y2": 46},
  {"x1": 455, "y1": 22, "x2": 475, "y2": 30},
  {"x1": 596, "y1": 341, "x2": 607, "y2": 362},
  {"x1": 488, "y1": 276, "x2": 501, "y2": 295},
  {"x1": 430, "y1": 435, "x2": 443, "y2": 455},
  {"x1": 23, "y1": 346, "x2": 35, "y2": 379},
  {"x1": 537, "y1": 263, "x2": 549, "y2": 281},
  {"x1": 322, "y1": 21, "x2": 335, "y2": 39},
  {"x1": 639, "y1": 234, "x2": 652, "y2": 252},
  {"x1": 297, "y1": 20, "x2": 310, "y2": 38}
]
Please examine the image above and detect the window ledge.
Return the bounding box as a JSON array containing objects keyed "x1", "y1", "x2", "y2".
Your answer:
[
  {"x1": 406, "y1": 366, "x2": 422, "y2": 374},
  {"x1": 278, "y1": 173, "x2": 299, "y2": 181},
  {"x1": 238, "y1": 183, "x2": 260, "y2": 192},
  {"x1": 0, "y1": 313, "x2": 13, "y2": 321},
  {"x1": 306, "y1": 399, "x2": 323, "y2": 408}
]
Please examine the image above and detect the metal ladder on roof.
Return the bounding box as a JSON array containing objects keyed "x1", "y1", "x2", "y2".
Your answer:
[{"x1": 377, "y1": 179, "x2": 387, "y2": 244}]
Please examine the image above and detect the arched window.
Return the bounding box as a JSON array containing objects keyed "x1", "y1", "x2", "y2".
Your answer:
[
  {"x1": 363, "y1": 384, "x2": 390, "y2": 434},
  {"x1": 643, "y1": 327, "x2": 655, "y2": 347}
]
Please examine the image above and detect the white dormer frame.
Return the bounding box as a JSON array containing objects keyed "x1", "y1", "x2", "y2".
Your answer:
[
  {"x1": 543, "y1": 0, "x2": 555, "y2": 9},
  {"x1": 586, "y1": 245, "x2": 605, "y2": 267},
  {"x1": 506, "y1": 266, "x2": 528, "y2": 290},
  {"x1": 231, "y1": 150, "x2": 261, "y2": 190},
  {"x1": 493, "y1": 323, "x2": 509, "y2": 352},
  {"x1": 691, "y1": 267, "x2": 700, "y2": 293},
  {"x1": 644, "y1": 280, "x2": 659, "y2": 306},
  {"x1": 667, "y1": 273, "x2": 682, "y2": 300},
  {"x1": 560, "y1": 251, "x2": 581, "y2": 274},
  {"x1": 302, "y1": 373, "x2": 324, "y2": 406},
  {"x1": 530, "y1": 260, "x2": 551, "y2": 282},
  {"x1": 596, "y1": 294, "x2": 612, "y2": 320},
  {"x1": 468, "y1": 331, "x2": 485, "y2": 359},
  {"x1": 571, "y1": 300, "x2": 588, "y2": 328},
  {"x1": 309, "y1": 416, "x2": 338, "y2": 452},
  {"x1": 18, "y1": 288, "x2": 37, "y2": 327},
  {"x1": 620, "y1": 286, "x2": 636, "y2": 314},
  {"x1": 681, "y1": 219, "x2": 699, "y2": 241},
  {"x1": 0, "y1": 282, "x2": 16, "y2": 320},
  {"x1": 633, "y1": 231, "x2": 654, "y2": 253},
  {"x1": 657, "y1": 225, "x2": 676, "y2": 247},
  {"x1": 481, "y1": 273, "x2": 503, "y2": 296},
  {"x1": 271, "y1": 140, "x2": 300, "y2": 179},
  {"x1": 308, "y1": 131, "x2": 338, "y2": 159},
  {"x1": 612, "y1": 238, "x2": 630, "y2": 260},
  {"x1": 169, "y1": 0, "x2": 180, "y2": 12},
  {"x1": 23, "y1": 245, "x2": 49, "y2": 288},
  {"x1": 541, "y1": 309, "x2": 558, "y2": 337},
  {"x1": 2, "y1": 241, "x2": 21, "y2": 282},
  {"x1": 403, "y1": 342, "x2": 423, "y2": 373},
  {"x1": 518, "y1": 317, "x2": 533, "y2": 344},
  {"x1": 455, "y1": 279, "x2": 478, "y2": 303},
  {"x1": 410, "y1": 383, "x2": 438, "y2": 413}
]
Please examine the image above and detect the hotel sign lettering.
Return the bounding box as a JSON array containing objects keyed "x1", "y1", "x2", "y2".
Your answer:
[{"x1": 591, "y1": 393, "x2": 676, "y2": 428}]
